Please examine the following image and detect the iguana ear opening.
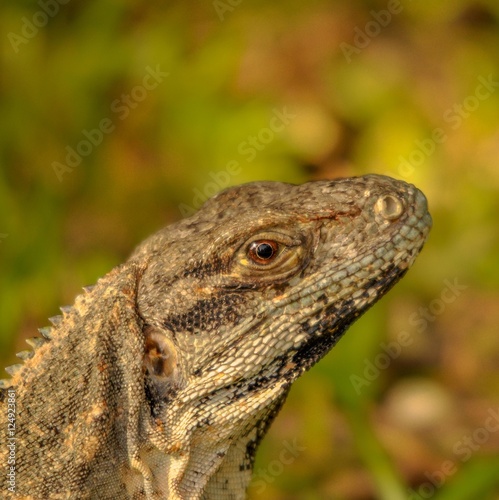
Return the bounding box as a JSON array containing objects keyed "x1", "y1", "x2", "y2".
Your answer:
[
  {"x1": 143, "y1": 326, "x2": 177, "y2": 379},
  {"x1": 142, "y1": 326, "x2": 181, "y2": 413}
]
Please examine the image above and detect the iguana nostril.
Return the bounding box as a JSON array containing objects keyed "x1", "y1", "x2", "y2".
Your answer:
[{"x1": 375, "y1": 194, "x2": 404, "y2": 220}]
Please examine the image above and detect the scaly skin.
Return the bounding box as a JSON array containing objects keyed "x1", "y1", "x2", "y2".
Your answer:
[{"x1": 0, "y1": 175, "x2": 431, "y2": 499}]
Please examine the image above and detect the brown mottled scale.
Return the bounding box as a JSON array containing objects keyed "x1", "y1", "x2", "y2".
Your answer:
[{"x1": 0, "y1": 175, "x2": 431, "y2": 499}]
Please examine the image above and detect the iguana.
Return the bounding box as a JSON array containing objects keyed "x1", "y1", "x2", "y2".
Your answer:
[{"x1": 0, "y1": 174, "x2": 431, "y2": 499}]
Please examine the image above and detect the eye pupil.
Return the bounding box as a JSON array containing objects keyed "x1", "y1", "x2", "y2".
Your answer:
[
  {"x1": 248, "y1": 240, "x2": 278, "y2": 264},
  {"x1": 256, "y1": 243, "x2": 274, "y2": 259}
]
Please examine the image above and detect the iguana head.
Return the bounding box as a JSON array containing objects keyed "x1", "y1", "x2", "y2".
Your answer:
[
  {"x1": 132, "y1": 174, "x2": 431, "y2": 491},
  {"x1": 135, "y1": 174, "x2": 431, "y2": 381}
]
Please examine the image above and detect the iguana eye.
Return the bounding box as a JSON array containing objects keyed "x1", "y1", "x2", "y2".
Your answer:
[
  {"x1": 248, "y1": 240, "x2": 279, "y2": 264},
  {"x1": 232, "y1": 230, "x2": 309, "y2": 283}
]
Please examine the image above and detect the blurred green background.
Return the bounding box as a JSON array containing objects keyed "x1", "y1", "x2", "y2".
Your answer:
[{"x1": 1, "y1": 1, "x2": 499, "y2": 499}]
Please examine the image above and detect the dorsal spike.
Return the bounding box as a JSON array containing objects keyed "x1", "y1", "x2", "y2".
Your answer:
[
  {"x1": 83, "y1": 284, "x2": 95, "y2": 293},
  {"x1": 5, "y1": 364, "x2": 24, "y2": 376},
  {"x1": 26, "y1": 337, "x2": 47, "y2": 349},
  {"x1": 60, "y1": 305, "x2": 72, "y2": 315},
  {"x1": 38, "y1": 326, "x2": 53, "y2": 340},
  {"x1": 0, "y1": 379, "x2": 13, "y2": 389},
  {"x1": 16, "y1": 350, "x2": 34, "y2": 361},
  {"x1": 49, "y1": 315, "x2": 63, "y2": 326}
]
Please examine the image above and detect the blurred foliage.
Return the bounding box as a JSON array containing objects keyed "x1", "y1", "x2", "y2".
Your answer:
[{"x1": 1, "y1": 0, "x2": 499, "y2": 498}]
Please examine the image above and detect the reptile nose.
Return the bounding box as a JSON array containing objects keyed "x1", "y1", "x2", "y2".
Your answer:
[{"x1": 374, "y1": 194, "x2": 404, "y2": 221}]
